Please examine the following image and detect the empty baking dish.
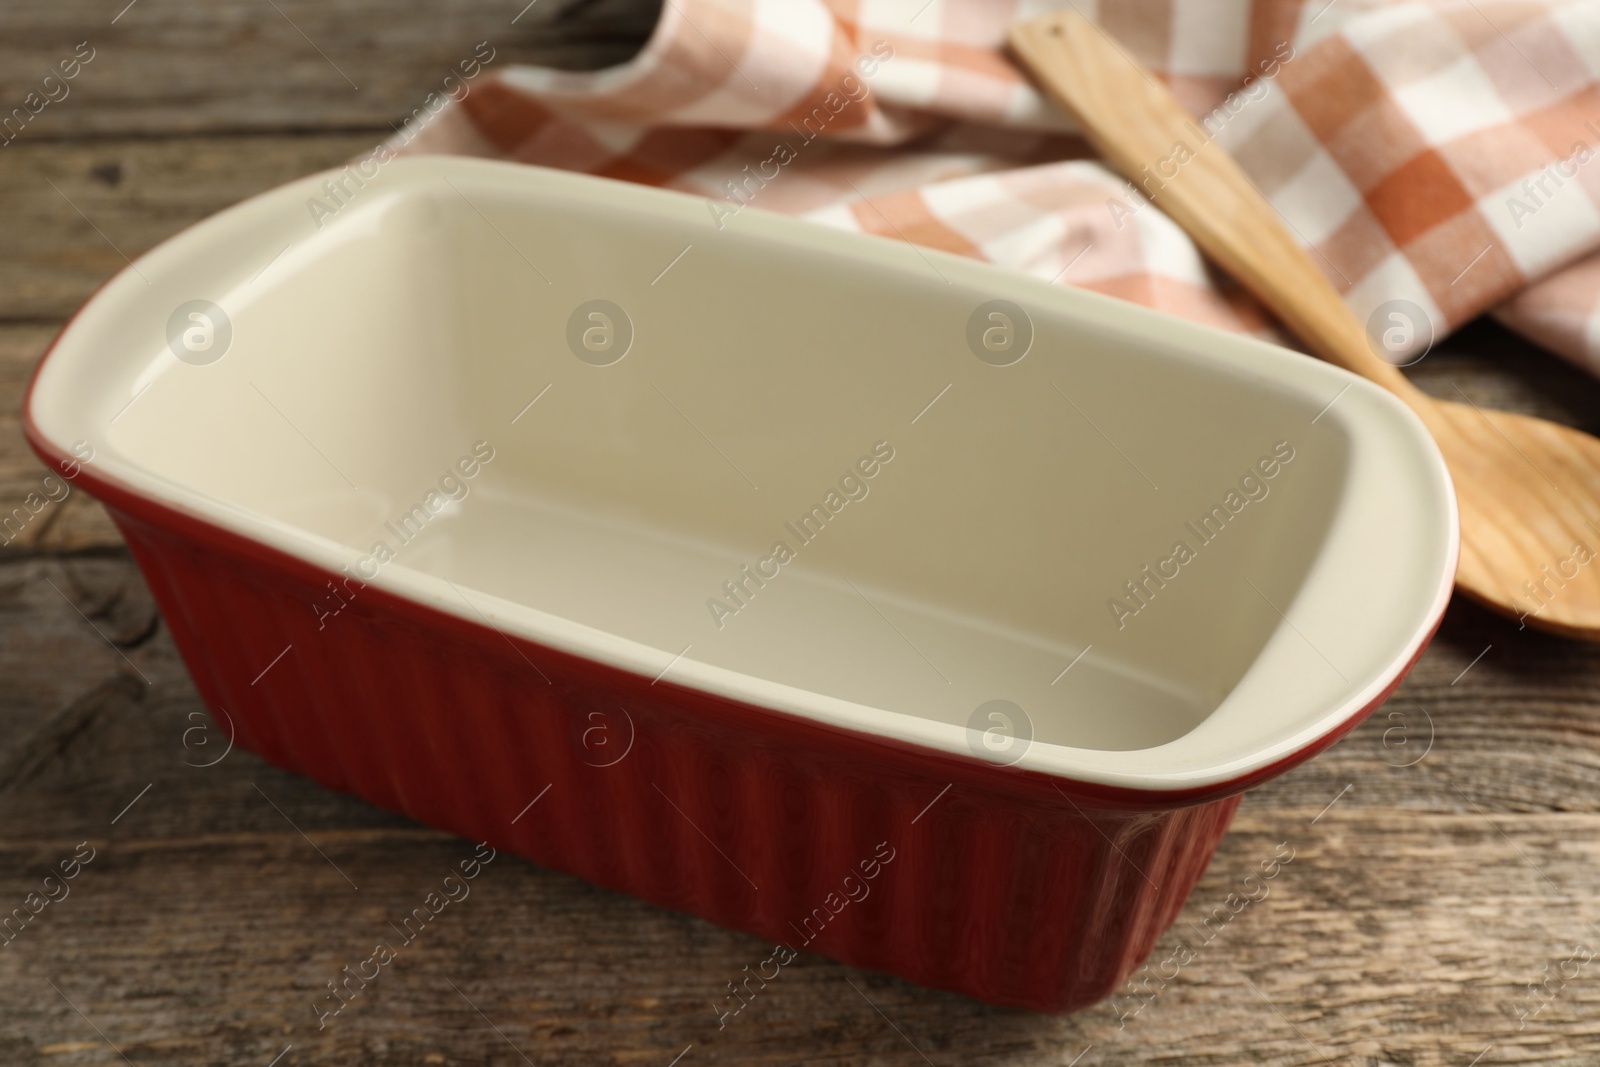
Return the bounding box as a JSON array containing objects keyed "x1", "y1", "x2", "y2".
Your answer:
[{"x1": 25, "y1": 157, "x2": 1456, "y2": 1012}]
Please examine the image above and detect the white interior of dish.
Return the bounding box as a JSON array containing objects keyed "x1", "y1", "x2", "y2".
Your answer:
[{"x1": 27, "y1": 157, "x2": 1457, "y2": 789}]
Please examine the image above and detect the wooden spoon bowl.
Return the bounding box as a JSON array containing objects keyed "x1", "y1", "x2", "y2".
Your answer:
[{"x1": 1428, "y1": 400, "x2": 1600, "y2": 636}]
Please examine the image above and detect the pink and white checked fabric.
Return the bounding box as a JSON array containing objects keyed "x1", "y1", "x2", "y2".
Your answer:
[{"x1": 397, "y1": 0, "x2": 1600, "y2": 375}]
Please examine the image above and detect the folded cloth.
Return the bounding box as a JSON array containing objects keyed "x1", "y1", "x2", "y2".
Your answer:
[{"x1": 394, "y1": 0, "x2": 1600, "y2": 376}]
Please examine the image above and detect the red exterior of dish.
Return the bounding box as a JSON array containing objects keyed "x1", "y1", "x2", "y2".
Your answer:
[
  {"x1": 24, "y1": 321, "x2": 1441, "y2": 1010},
  {"x1": 101, "y1": 499, "x2": 1238, "y2": 1014}
]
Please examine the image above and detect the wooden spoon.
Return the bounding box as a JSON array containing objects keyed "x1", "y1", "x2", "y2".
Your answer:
[{"x1": 1010, "y1": 9, "x2": 1600, "y2": 641}]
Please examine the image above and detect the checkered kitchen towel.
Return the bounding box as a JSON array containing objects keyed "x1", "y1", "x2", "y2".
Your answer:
[{"x1": 395, "y1": 0, "x2": 1600, "y2": 374}]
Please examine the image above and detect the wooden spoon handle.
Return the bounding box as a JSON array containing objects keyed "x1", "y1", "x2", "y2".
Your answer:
[{"x1": 1009, "y1": 10, "x2": 1417, "y2": 399}]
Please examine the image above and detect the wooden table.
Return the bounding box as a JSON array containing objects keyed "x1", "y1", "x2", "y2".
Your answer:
[{"x1": 4, "y1": 3, "x2": 1600, "y2": 1064}]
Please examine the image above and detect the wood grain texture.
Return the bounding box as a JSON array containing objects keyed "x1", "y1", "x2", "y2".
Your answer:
[
  {"x1": 1011, "y1": 8, "x2": 1600, "y2": 643},
  {"x1": 5, "y1": 0, "x2": 1600, "y2": 1063},
  {"x1": 0, "y1": 0, "x2": 661, "y2": 139}
]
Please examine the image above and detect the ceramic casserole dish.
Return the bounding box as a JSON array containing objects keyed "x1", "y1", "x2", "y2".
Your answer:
[{"x1": 24, "y1": 157, "x2": 1457, "y2": 1013}]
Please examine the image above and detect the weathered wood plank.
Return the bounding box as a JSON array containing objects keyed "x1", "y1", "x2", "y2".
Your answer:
[{"x1": 0, "y1": 0, "x2": 660, "y2": 140}]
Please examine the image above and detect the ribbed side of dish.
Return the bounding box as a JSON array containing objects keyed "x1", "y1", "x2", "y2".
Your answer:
[{"x1": 113, "y1": 505, "x2": 1238, "y2": 1013}]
